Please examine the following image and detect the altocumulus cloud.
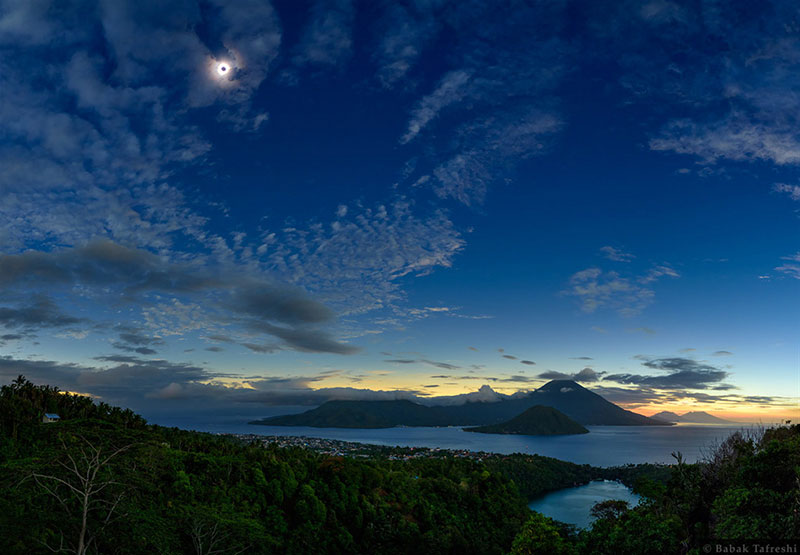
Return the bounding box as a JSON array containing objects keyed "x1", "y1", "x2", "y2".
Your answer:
[{"x1": 563, "y1": 262, "x2": 679, "y2": 316}]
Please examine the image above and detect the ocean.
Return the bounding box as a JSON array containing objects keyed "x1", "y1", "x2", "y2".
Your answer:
[{"x1": 150, "y1": 413, "x2": 753, "y2": 467}]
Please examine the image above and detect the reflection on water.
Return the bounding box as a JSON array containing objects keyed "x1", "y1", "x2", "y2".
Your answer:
[{"x1": 528, "y1": 480, "x2": 640, "y2": 529}]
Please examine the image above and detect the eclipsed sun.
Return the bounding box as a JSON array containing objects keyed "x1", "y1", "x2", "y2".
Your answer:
[{"x1": 216, "y1": 61, "x2": 231, "y2": 76}]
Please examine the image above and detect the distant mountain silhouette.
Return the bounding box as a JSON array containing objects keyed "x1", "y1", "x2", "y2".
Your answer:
[
  {"x1": 252, "y1": 380, "x2": 671, "y2": 428},
  {"x1": 652, "y1": 410, "x2": 735, "y2": 424},
  {"x1": 651, "y1": 411, "x2": 681, "y2": 423},
  {"x1": 464, "y1": 405, "x2": 589, "y2": 436}
]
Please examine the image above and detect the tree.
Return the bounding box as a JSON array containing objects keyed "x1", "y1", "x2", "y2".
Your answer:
[
  {"x1": 29, "y1": 435, "x2": 133, "y2": 554},
  {"x1": 510, "y1": 512, "x2": 574, "y2": 555}
]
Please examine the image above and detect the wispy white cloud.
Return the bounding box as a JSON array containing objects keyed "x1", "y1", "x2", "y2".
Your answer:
[
  {"x1": 563, "y1": 263, "x2": 679, "y2": 317},
  {"x1": 600, "y1": 246, "x2": 635, "y2": 262},
  {"x1": 402, "y1": 70, "x2": 472, "y2": 143},
  {"x1": 395, "y1": 2, "x2": 569, "y2": 205},
  {"x1": 775, "y1": 252, "x2": 800, "y2": 279},
  {"x1": 773, "y1": 183, "x2": 800, "y2": 202}
]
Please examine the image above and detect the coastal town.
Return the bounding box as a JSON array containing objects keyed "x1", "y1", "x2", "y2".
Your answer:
[{"x1": 227, "y1": 433, "x2": 492, "y2": 462}]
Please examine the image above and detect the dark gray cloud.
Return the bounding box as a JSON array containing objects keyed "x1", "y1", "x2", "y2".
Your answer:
[
  {"x1": 0, "y1": 334, "x2": 23, "y2": 341},
  {"x1": 538, "y1": 367, "x2": 604, "y2": 383},
  {"x1": 227, "y1": 281, "x2": 334, "y2": 325},
  {"x1": 642, "y1": 357, "x2": 720, "y2": 373},
  {"x1": 0, "y1": 295, "x2": 83, "y2": 330},
  {"x1": 207, "y1": 334, "x2": 234, "y2": 343},
  {"x1": 384, "y1": 358, "x2": 461, "y2": 370},
  {"x1": 111, "y1": 324, "x2": 165, "y2": 355},
  {"x1": 569, "y1": 356, "x2": 593, "y2": 360},
  {"x1": 112, "y1": 344, "x2": 158, "y2": 356},
  {"x1": 592, "y1": 385, "x2": 796, "y2": 411},
  {"x1": 520, "y1": 360, "x2": 536, "y2": 365},
  {"x1": 0, "y1": 241, "x2": 357, "y2": 355},
  {"x1": 241, "y1": 343, "x2": 277, "y2": 354},
  {"x1": 502, "y1": 354, "x2": 517, "y2": 360},
  {"x1": 204, "y1": 346, "x2": 224, "y2": 352},
  {"x1": 604, "y1": 357, "x2": 731, "y2": 390}
]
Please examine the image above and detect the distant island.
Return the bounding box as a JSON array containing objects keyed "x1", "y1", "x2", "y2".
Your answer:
[
  {"x1": 651, "y1": 410, "x2": 735, "y2": 424},
  {"x1": 464, "y1": 405, "x2": 589, "y2": 436},
  {"x1": 252, "y1": 379, "x2": 673, "y2": 428}
]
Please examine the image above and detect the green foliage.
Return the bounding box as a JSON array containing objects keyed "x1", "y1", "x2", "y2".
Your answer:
[
  {"x1": 510, "y1": 512, "x2": 575, "y2": 555},
  {"x1": 0, "y1": 379, "x2": 530, "y2": 554},
  {"x1": 577, "y1": 424, "x2": 800, "y2": 553},
  {"x1": 3, "y1": 379, "x2": 797, "y2": 554},
  {"x1": 484, "y1": 454, "x2": 594, "y2": 499}
]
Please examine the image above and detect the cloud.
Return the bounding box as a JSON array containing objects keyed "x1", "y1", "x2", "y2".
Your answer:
[
  {"x1": 402, "y1": 70, "x2": 472, "y2": 143},
  {"x1": 712, "y1": 350, "x2": 733, "y2": 357},
  {"x1": 604, "y1": 356, "x2": 731, "y2": 390},
  {"x1": 538, "y1": 368, "x2": 604, "y2": 383},
  {"x1": 430, "y1": 109, "x2": 562, "y2": 206},
  {"x1": 293, "y1": 0, "x2": 354, "y2": 68},
  {"x1": 395, "y1": 2, "x2": 569, "y2": 206},
  {"x1": 384, "y1": 359, "x2": 461, "y2": 370},
  {"x1": 0, "y1": 295, "x2": 83, "y2": 330},
  {"x1": 773, "y1": 183, "x2": 800, "y2": 201},
  {"x1": 265, "y1": 200, "x2": 464, "y2": 317},
  {"x1": 0, "y1": 241, "x2": 356, "y2": 355},
  {"x1": 600, "y1": 246, "x2": 635, "y2": 262},
  {"x1": 639, "y1": 265, "x2": 680, "y2": 284},
  {"x1": 775, "y1": 252, "x2": 800, "y2": 279},
  {"x1": 569, "y1": 356, "x2": 593, "y2": 360},
  {"x1": 617, "y1": 4, "x2": 800, "y2": 171},
  {"x1": 563, "y1": 264, "x2": 679, "y2": 317},
  {"x1": 371, "y1": 2, "x2": 439, "y2": 87},
  {"x1": 650, "y1": 117, "x2": 800, "y2": 166},
  {"x1": 111, "y1": 324, "x2": 165, "y2": 355},
  {"x1": 0, "y1": 0, "x2": 282, "y2": 253},
  {"x1": 520, "y1": 360, "x2": 536, "y2": 365},
  {"x1": 502, "y1": 354, "x2": 518, "y2": 360}
]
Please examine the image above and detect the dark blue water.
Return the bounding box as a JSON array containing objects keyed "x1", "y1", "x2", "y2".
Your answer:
[
  {"x1": 529, "y1": 480, "x2": 641, "y2": 529},
  {"x1": 151, "y1": 413, "x2": 751, "y2": 466}
]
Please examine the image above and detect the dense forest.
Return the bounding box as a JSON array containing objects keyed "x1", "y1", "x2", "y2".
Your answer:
[{"x1": 1, "y1": 376, "x2": 797, "y2": 554}]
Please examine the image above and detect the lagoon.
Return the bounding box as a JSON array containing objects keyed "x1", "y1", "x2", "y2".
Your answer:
[{"x1": 529, "y1": 480, "x2": 640, "y2": 529}]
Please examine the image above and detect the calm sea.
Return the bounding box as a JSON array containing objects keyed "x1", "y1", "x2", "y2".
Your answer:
[{"x1": 150, "y1": 414, "x2": 756, "y2": 467}]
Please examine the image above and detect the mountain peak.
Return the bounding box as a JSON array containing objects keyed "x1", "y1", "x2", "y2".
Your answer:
[{"x1": 536, "y1": 380, "x2": 586, "y2": 393}]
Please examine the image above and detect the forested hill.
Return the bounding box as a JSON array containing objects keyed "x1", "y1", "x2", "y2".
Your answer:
[
  {"x1": 464, "y1": 405, "x2": 589, "y2": 436},
  {"x1": 0, "y1": 376, "x2": 588, "y2": 554},
  {"x1": 254, "y1": 380, "x2": 668, "y2": 428},
  {"x1": 2, "y1": 376, "x2": 797, "y2": 554}
]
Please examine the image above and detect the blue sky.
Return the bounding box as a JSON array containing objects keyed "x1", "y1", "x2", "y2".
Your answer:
[{"x1": 0, "y1": 0, "x2": 797, "y2": 421}]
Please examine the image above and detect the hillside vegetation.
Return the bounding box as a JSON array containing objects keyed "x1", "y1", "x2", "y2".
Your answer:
[
  {"x1": 465, "y1": 406, "x2": 589, "y2": 436},
  {"x1": 1, "y1": 376, "x2": 796, "y2": 555}
]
